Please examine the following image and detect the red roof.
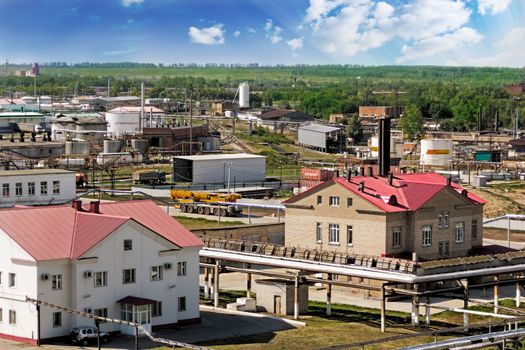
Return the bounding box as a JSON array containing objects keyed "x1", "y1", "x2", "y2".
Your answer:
[
  {"x1": 0, "y1": 200, "x2": 202, "y2": 261},
  {"x1": 285, "y1": 172, "x2": 485, "y2": 213}
]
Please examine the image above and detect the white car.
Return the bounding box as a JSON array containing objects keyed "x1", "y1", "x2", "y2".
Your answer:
[{"x1": 70, "y1": 326, "x2": 110, "y2": 346}]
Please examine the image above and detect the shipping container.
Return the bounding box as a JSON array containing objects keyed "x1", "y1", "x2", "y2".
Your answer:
[
  {"x1": 300, "y1": 167, "x2": 336, "y2": 181},
  {"x1": 299, "y1": 179, "x2": 323, "y2": 189}
]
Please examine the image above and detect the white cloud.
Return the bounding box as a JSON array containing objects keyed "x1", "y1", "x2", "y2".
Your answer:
[
  {"x1": 247, "y1": 27, "x2": 256, "y2": 34},
  {"x1": 477, "y1": 0, "x2": 512, "y2": 15},
  {"x1": 122, "y1": 0, "x2": 143, "y2": 7},
  {"x1": 233, "y1": 30, "x2": 241, "y2": 38},
  {"x1": 264, "y1": 19, "x2": 283, "y2": 44},
  {"x1": 303, "y1": 0, "x2": 481, "y2": 61},
  {"x1": 398, "y1": 27, "x2": 483, "y2": 63},
  {"x1": 287, "y1": 37, "x2": 304, "y2": 50},
  {"x1": 450, "y1": 26, "x2": 525, "y2": 67},
  {"x1": 188, "y1": 24, "x2": 225, "y2": 45}
]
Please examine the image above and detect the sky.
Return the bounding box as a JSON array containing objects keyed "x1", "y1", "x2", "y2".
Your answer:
[{"x1": 0, "y1": 0, "x2": 524, "y2": 67}]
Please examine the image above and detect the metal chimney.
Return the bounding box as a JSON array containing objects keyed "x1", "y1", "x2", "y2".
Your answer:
[
  {"x1": 378, "y1": 117, "x2": 391, "y2": 177},
  {"x1": 89, "y1": 201, "x2": 100, "y2": 214}
]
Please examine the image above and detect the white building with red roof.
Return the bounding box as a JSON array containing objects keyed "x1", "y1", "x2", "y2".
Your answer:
[
  {"x1": 284, "y1": 172, "x2": 485, "y2": 260},
  {"x1": 0, "y1": 200, "x2": 202, "y2": 344}
]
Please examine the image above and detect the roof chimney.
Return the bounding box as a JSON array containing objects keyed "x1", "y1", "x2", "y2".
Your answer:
[
  {"x1": 378, "y1": 117, "x2": 391, "y2": 177},
  {"x1": 360, "y1": 167, "x2": 365, "y2": 176},
  {"x1": 71, "y1": 199, "x2": 83, "y2": 211},
  {"x1": 387, "y1": 173, "x2": 393, "y2": 186},
  {"x1": 346, "y1": 171, "x2": 352, "y2": 182},
  {"x1": 367, "y1": 166, "x2": 373, "y2": 177},
  {"x1": 89, "y1": 201, "x2": 100, "y2": 214},
  {"x1": 447, "y1": 177, "x2": 452, "y2": 186},
  {"x1": 335, "y1": 169, "x2": 340, "y2": 178},
  {"x1": 359, "y1": 181, "x2": 365, "y2": 192}
]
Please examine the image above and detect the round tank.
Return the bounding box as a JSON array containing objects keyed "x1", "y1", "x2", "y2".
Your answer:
[
  {"x1": 65, "y1": 141, "x2": 90, "y2": 156},
  {"x1": 105, "y1": 110, "x2": 140, "y2": 136},
  {"x1": 103, "y1": 139, "x2": 122, "y2": 153},
  {"x1": 420, "y1": 139, "x2": 453, "y2": 167},
  {"x1": 239, "y1": 82, "x2": 249, "y2": 108},
  {"x1": 131, "y1": 139, "x2": 149, "y2": 154}
]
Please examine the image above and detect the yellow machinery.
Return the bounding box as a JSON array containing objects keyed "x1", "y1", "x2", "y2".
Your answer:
[{"x1": 170, "y1": 190, "x2": 242, "y2": 216}]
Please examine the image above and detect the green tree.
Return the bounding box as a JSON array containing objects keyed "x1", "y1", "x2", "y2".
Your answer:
[
  {"x1": 345, "y1": 115, "x2": 362, "y2": 143},
  {"x1": 400, "y1": 105, "x2": 425, "y2": 141}
]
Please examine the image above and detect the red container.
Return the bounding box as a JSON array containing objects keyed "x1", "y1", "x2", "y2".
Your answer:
[
  {"x1": 299, "y1": 179, "x2": 323, "y2": 189},
  {"x1": 301, "y1": 168, "x2": 336, "y2": 181}
]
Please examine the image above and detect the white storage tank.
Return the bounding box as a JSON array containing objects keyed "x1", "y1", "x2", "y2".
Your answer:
[
  {"x1": 131, "y1": 138, "x2": 149, "y2": 154},
  {"x1": 420, "y1": 139, "x2": 453, "y2": 167},
  {"x1": 105, "y1": 109, "x2": 140, "y2": 136},
  {"x1": 97, "y1": 152, "x2": 143, "y2": 165},
  {"x1": 239, "y1": 82, "x2": 249, "y2": 109},
  {"x1": 103, "y1": 139, "x2": 122, "y2": 153},
  {"x1": 65, "y1": 141, "x2": 90, "y2": 155}
]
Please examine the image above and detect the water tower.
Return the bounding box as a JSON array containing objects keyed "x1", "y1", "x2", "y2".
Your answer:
[{"x1": 239, "y1": 82, "x2": 249, "y2": 109}]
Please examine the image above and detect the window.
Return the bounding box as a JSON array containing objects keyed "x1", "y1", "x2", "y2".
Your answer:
[
  {"x1": 122, "y1": 268, "x2": 136, "y2": 284},
  {"x1": 316, "y1": 223, "x2": 322, "y2": 242},
  {"x1": 347, "y1": 197, "x2": 353, "y2": 207},
  {"x1": 422, "y1": 225, "x2": 432, "y2": 247},
  {"x1": 94, "y1": 308, "x2": 108, "y2": 323},
  {"x1": 123, "y1": 239, "x2": 132, "y2": 251},
  {"x1": 94, "y1": 271, "x2": 108, "y2": 287},
  {"x1": 471, "y1": 220, "x2": 478, "y2": 240},
  {"x1": 329, "y1": 224, "x2": 340, "y2": 244},
  {"x1": 178, "y1": 297, "x2": 186, "y2": 312},
  {"x1": 316, "y1": 195, "x2": 323, "y2": 205},
  {"x1": 120, "y1": 304, "x2": 133, "y2": 322},
  {"x1": 151, "y1": 266, "x2": 163, "y2": 281},
  {"x1": 52, "y1": 274, "x2": 62, "y2": 290},
  {"x1": 438, "y1": 213, "x2": 443, "y2": 228},
  {"x1": 9, "y1": 310, "x2": 15, "y2": 325},
  {"x1": 52, "y1": 181, "x2": 60, "y2": 194},
  {"x1": 443, "y1": 211, "x2": 449, "y2": 228},
  {"x1": 329, "y1": 196, "x2": 340, "y2": 206},
  {"x1": 2, "y1": 184, "x2": 9, "y2": 197},
  {"x1": 152, "y1": 302, "x2": 162, "y2": 317},
  {"x1": 0, "y1": 271, "x2": 2, "y2": 285},
  {"x1": 455, "y1": 222, "x2": 465, "y2": 243},
  {"x1": 8, "y1": 273, "x2": 15, "y2": 287},
  {"x1": 53, "y1": 312, "x2": 62, "y2": 327},
  {"x1": 0, "y1": 308, "x2": 2, "y2": 322},
  {"x1": 392, "y1": 227, "x2": 402, "y2": 248},
  {"x1": 347, "y1": 225, "x2": 353, "y2": 246},
  {"x1": 177, "y1": 262, "x2": 187, "y2": 276},
  {"x1": 40, "y1": 181, "x2": 48, "y2": 195},
  {"x1": 15, "y1": 183, "x2": 22, "y2": 196},
  {"x1": 28, "y1": 182, "x2": 35, "y2": 196}
]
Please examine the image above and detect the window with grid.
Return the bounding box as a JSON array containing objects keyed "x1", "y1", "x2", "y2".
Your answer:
[
  {"x1": 329, "y1": 224, "x2": 340, "y2": 244},
  {"x1": 28, "y1": 182, "x2": 35, "y2": 196},
  {"x1": 151, "y1": 266, "x2": 163, "y2": 281},
  {"x1": 177, "y1": 261, "x2": 187, "y2": 276},
  {"x1": 347, "y1": 197, "x2": 353, "y2": 207},
  {"x1": 471, "y1": 220, "x2": 478, "y2": 240},
  {"x1": 392, "y1": 227, "x2": 402, "y2": 248},
  {"x1": 122, "y1": 268, "x2": 136, "y2": 284},
  {"x1": 94, "y1": 271, "x2": 108, "y2": 287},
  {"x1": 94, "y1": 308, "x2": 108, "y2": 323},
  {"x1": 316, "y1": 223, "x2": 322, "y2": 242},
  {"x1": 2, "y1": 184, "x2": 9, "y2": 197},
  {"x1": 15, "y1": 183, "x2": 22, "y2": 196},
  {"x1": 329, "y1": 196, "x2": 340, "y2": 206},
  {"x1": 455, "y1": 222, "x2": 465, "y2": 243},
  {"x1": 40, "y1": 181, "x2": 48, "y2": 195},
  {"x1": 422, "y1": 225, "x2": 432, "y2": 247},
  {"x1": 443, "y1": 211, "x2": 449, "y2": 228},
  {"x1": 52, "y1": 181, "x2": 60, "y2": 194},
  {"x1": 52, "y1": 274, "x2": 62, "y2": 290}
]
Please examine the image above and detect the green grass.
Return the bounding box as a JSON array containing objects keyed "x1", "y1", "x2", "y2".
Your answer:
[{"x1": 174, "y1": 216, "x2": 245, "y2": 229}]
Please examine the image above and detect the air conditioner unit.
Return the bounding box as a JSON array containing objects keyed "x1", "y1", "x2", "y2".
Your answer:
[
  {"x1": 84, "y1": 307, "x2": 93, "y2": 314},
  {"x1": 41, "y1": 273, "x2": 50, "y2": 281},
  {"x1": 164, "y1": 262, "x2": 172, "y2": 270},
  {"x1": 84, "y1": 271, "x2": 92, "y2": 278}
]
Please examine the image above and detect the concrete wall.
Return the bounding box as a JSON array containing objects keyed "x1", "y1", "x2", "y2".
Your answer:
[
  {"x1": 192, "y1": 223, "x2": 284, "y2": 245},
  {"x1": 254, "y1": 279, "x2": 308, "y2": 315},
  {"x1": 297, "y1": 128, "x2": 327, "y2": 150},
  {"x1": 191, "y1": 157, "x2": 266, "y2": 184},
  {"x1": 0, "y1": 172, "x2": 76, "y2": 208}
]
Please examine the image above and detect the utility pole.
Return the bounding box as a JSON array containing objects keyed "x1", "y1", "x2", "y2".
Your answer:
[
  {"x1": 107, "y1": 79, "x2": 110, "y2": 98},
  {"x1": 189, "y1": 86, "x2": 193, "y2": 155}
]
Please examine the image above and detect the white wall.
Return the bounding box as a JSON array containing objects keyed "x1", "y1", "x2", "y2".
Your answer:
[
  {"x1": 192, "y1": 157, "x2": 266, "y2": 184},
  {"x1": 0, "y1": 172, "x2": 76, "y2": 208},
  {"x1": 0, "y1": 229, "x2": 38, "y2": 342}
]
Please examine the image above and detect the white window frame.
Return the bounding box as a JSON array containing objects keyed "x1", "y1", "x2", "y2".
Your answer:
[
  {"x1": 422, "y1": 225, "x2": 432, "y2": 247},
  {"x1": 471, "y1": 219, "x2": 478, "y2": 240},
  {"x1": 329, "y1": 224, "x2": 340, "y2": 244},
  {"x1": 28, "y1": 182, "x2": 35, "y2": 196},
  {"x1": 52, "y1": 180, "x2": 60, "y2": 194},
  {"x1": 392, "y1": 227, "x2": 402, "y2": 248},
  {"x1": 177, "y1": 261, "x2": 187, "y2": 276},
  {"x1": 151, "y1": 265, "x2": 164, "y2": 281},
  {"x1": 15, "y1": 183, "x2": 22, "y2": 196},
  {"x1": 52, "y1": 274, "x2": 62, "y2": 290},
  {"x1": 316, "y1": 223, "x2": 322, "y2": 243},
  {"x1": 443, "y1": 211, "x2": 449, "y2": 228},
  {"x1": 455, "y1": 222, "x2": 465, "y2": 243},
  {"x1": 94, "y1": 271, "x2": 108, "y2": 287},
  {"x1": 2, "y1": 184, "x2": 9, "y2": 197},
  {"x1": 122, "y1": 268, "x2": 136, "y2": 284},
  {"x1": 329, "y1": 196, "x2": 340, "y2": 207},
  {"x1": 40, "y1": 181, "x2": 48, "y2": 195}
]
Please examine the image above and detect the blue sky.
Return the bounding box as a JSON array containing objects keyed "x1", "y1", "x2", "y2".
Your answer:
[{"x1": 0, "y1": 0, "x2": 523, "y2": 66}]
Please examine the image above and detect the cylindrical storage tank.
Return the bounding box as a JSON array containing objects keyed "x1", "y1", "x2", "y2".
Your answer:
[
  {"x1": 65, "y1": 141, "x2": 90, "y2": 155},
  {"x1": 103, "y1": 139, "x2": 122, "y2": 153},
  {"x1": 239, "y1": 82, "x2": 249, "y2": 108},
  {"x1": 105, "y1": 110, "x2": 140, "y2": 136},
  {"x1": 420, "y1": 139, "x2": 453, "y2": 167},
  {"x1": 51, "y1": 120, "x2": 76, "y2": 141},
  {"x1": 75, "y1": 119, "x2": 107, "y2": 145},
  {"x1": 131, "y1": 138, "x2": 149, "y2": 154}
]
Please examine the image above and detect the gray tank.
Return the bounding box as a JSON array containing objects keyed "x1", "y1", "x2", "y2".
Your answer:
[
  {"x1": 131, "y1": 138, "x2": 149, "y2": 154},
  {"x1": 65, "y1": 141, "x2": 90, "y2": 155},
  {"x1": 103, "y1": 139, "x2": 122, "y2": 153}
]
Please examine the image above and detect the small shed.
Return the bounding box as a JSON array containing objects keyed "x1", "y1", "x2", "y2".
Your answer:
[
  {"x1": 298, "y1": 124, "x2": 346, "y2": 153},
  {"x1": 254, "y1": 278, "x2": 309, "y2": 316}
]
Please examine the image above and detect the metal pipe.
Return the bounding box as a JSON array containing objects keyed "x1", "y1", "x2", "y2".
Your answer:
[
  {"x1": 326, "y1": 273, "x2": 332, "y2": 316},
  {"x1": 213, "y1": 260, "x2": 220, "y2": 307},
  {"x1": 294, "y1": 275, "x2": 299, "y2": 320},
  {"x1": 380, "y1": 284, "x2": 386, "y2": 332}
]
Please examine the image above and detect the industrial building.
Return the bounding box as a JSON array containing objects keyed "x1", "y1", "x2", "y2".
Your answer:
[
  {"x1": 105, "y1": 106, "x2": 165, "y2": 136},
  {"x1": 0, "y1": 200, "x2": 202, "y2": 344},
  {"x1": 142, "y1": 125, "x2": 216, "y2": 150},
  {"x1": 211, "y1": 101, "x2": 235, "y2": 116},
  {"x1": 259, "y1": 109, "x2": 315, "y2": 124},
  {"x1": 51, "y1": 115, "x2": 107, "y2": 144},
  {"x1": 0, "y1": 112, "x2": 45, "y2": 133},
  {"x1": 359, "y1": 106, "x2": 404, "y2": 119},
  {"x1": 298, "y1": 124, "x2": 346, "y2": 153},
  {"x1": 0, "y1": 169, "x2": 76, "y2": 207},
  {"x1": 284, "y1": 172, "x2": 485, "y2": 260},
  {"x1": 172, "y1": 153, "x2": 266, "y2": 184},
  {"x1": 90, "y1": 96, "x2": 141, "y2": 111}
]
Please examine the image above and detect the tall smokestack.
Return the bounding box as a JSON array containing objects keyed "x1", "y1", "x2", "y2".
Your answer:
[
  {"x1": 140, "y1": 82, "x2": 144, "y2": 134},
  {"x1": 378, "y1": 117, "x2": 391, "y2": 177}
]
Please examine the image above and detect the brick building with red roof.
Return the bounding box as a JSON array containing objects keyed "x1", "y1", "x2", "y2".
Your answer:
[
  {"x1": 0, "y1": 200, "x2": 202, "y2": 344},
  {"x1": 284, "y1": 172, "x2": 485, "y2": 260}
]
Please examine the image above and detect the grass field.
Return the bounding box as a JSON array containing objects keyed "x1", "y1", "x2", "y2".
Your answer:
[{"x1": 174, "y1": 216, "x2": 245, "y2": 229}]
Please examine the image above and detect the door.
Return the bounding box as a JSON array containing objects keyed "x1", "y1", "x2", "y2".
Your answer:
[
  {"x1": 273, "y1": 295, "x2": 282, "y2": 315},
  {"x1": 439, "y1": 241, "x2": 450, "y2": 258}
]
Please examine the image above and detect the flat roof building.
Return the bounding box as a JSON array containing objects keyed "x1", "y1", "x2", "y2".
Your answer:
[{"x1": 298, "y1": 124, "x2": 346, "y2": 153}]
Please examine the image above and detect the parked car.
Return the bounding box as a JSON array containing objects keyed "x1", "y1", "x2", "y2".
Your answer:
[{"x1": 71, "y1": 327, "x2": 109, "y2": 346}]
